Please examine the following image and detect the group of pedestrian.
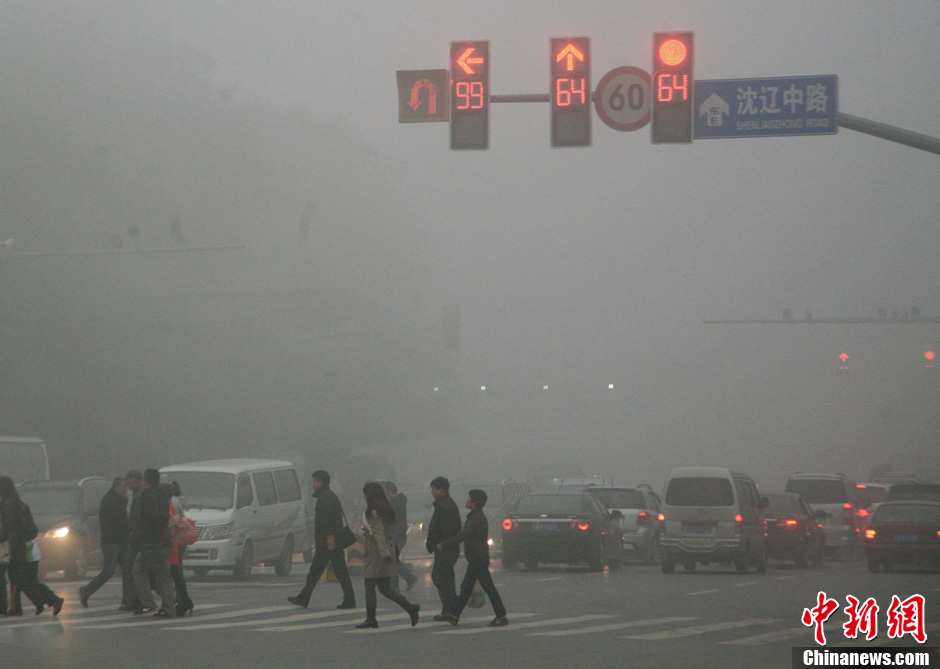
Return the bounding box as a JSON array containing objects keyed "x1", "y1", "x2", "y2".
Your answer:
[
  {"x1": 288, "y1": 471, "x2": 507, "y2": 629},
  {"x1": 0, "y1": 475, "x2": 65, "y2": 617},
  {"x1": 78, "y1": 469, "x2": 193, "y2": 618}
]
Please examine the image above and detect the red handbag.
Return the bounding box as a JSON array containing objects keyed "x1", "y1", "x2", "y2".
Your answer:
[{"x1": 169, "y1": 514, "x2": 198, "y2": 546}]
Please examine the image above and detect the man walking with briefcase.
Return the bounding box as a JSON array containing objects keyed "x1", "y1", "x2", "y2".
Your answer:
[{"x1": 288, "y1": 470, "x2": 356, "y2": 609}]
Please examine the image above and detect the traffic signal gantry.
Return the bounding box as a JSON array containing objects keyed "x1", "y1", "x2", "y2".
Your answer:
[{"x1": 395, "y1": 34, "x2": 940, "y2": 156}]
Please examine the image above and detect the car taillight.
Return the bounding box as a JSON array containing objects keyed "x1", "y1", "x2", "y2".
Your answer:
[
  {"x1": 637, "y1": 511, "x2": 649, "y2": 526},
  {"x1": 843, "y1": 503, "x2": 854, "y2": 525},
  {"x1": 784, "y1": 519, "x2": 799, "y2": 526},
  {"x1": 502, "y1": 519, "x2": 517, "y2": 531},
  {"x1": 865, "y1": 529, "x2": 876, "y2": 540},
  {"x1": 572, "y1": 520, "x2": 591, "y2": 531},
  {"x1": 657, "y1": 512, "x2": 666, "y2": 531},
  {"x1": 857, "y1": 508, "x2": 868, "y2": 518}
]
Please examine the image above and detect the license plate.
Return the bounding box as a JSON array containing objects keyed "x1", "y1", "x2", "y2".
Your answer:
[
  {"x1": 532, "y1": 522, "x2": 558, "y2": 532},
  {"x1": 893, "y1": 534, "x2": 919, "y2": 543},
  {"x1": 684, "y1": 523, "x2": 713, "y2": 535}
]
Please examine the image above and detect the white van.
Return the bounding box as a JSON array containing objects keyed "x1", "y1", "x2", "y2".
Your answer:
[
  {"x1": 658, "y1": 466, "x2": 768, "y2": 574},
  {"x1": 160, "y1": 459, "x2": 305, "y2": 579}
]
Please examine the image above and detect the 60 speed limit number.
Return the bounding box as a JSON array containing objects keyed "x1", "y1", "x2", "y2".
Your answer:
[{"x1": 594, "y1": 66, "x2": 652, "y2": 132}]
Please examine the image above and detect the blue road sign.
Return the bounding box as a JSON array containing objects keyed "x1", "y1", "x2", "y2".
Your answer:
[{"x1": 694, "y1": 75, "x2": 837, "y2": 139}]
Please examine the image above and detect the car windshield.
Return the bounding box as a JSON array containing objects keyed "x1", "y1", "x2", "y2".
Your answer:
[
  {"x1": 887, "y1": 484, "x2": 940, "y2": 503},
  {"x1": 162, "y1": 472, "x2": 234, "y2": 510},
  {"x1": 665, "y1": 477, "x2": 734, "y2": 507},
  {"x1": 765, "y1": 494, "x2": 803, "y2": 514},
  {"x1": 19, "y1": 488, "x2": 80, "y2": 515},
  {"x1": 855, "y1": 486, "x2": 889, "y2": 507},
  {"x1": 591, "y1": 489, "x2": 645, "y2": 509},
  {"x1": 873, "y1": 504, "x2": 940, "y2": 524},
  {"x1": 513, "y1": 495, "x2": 584, "y2": 516},
  {"x1": 785, "y1": 479, "x2": 847, "y2": 504}
]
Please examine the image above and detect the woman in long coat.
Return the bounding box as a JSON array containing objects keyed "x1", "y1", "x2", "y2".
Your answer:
[{"x1": 356, "y1": 482, "x2": 420, "y2": 629}]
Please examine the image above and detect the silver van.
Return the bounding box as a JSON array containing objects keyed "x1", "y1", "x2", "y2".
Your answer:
[
  {"x1": 160, "y1": 459, "x2": 305, "y2": 579},
  {"x1": 659, "y1": 466, "x2": 768, "y2": 574}
]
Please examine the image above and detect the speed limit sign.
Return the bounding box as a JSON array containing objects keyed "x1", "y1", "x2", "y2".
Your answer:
[{"x1": 594, "y1": 66, "x2": 651, "y2": 132}]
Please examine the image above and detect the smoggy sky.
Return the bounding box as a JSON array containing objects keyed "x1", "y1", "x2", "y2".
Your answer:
[{"x1": 1, "y1": 2, "x2": 937, "y2": 490}]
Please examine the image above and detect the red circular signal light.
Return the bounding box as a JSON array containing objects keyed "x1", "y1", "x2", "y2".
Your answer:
[
  {"x1": 659, "y1": 39, "x2": 688, "y2": 66},
  {"x1": 926, "y1": 351, "x2": 936, "y2": 361}
]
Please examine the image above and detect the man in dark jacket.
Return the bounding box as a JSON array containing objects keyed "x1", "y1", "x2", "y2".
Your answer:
[
  {"x1": 131, "y1": 468, "x2": 175, "y2": 617},
  {"x1": 121, "y1": 469, "x2": 143, "y2": 611},
  {"x1": 288, "y1": 470, "x2": 356, "y2": 609},
  {"x1": 383, "y1": 481, "x2": 417, "y2": 592},
  {"x1": 438, "y1": 489, "x2": 507, "y2": 627},
  {"x1": 79, "y1": 477, "x2": 132, "y2": 607},
  {"x1": 425, "y1": 476, "x2": 461, "y2": 620}
]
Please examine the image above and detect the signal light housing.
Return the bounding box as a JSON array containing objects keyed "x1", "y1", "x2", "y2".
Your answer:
[
  {"x1": 652, "y1": 32, "x2": 694, "y2": 144},
  {"x1": 450, "y1": 41, "x2": 489, "y2": 150},
  {"x1": 550, "y1": 37, "x2": 591, "y2": 147}
]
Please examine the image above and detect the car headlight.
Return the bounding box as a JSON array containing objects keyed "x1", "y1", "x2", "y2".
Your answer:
[
  {"x1": 45, "y1": 526, "x2": 70, "y2": 539},
  {"x1": 200, "y1": 523, "x2": 233, "y2": 541}
]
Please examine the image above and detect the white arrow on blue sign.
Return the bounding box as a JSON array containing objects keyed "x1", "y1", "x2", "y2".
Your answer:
[{"x1": 694, "y1": 75, "x2": 837, "y2": 139}]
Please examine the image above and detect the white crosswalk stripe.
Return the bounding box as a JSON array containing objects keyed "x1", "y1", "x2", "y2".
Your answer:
[
  {"x1": 0, "y1": 604, "x2": 228, "y2": 629},
  {"x1": 349, "y1": 612, "x2": 541, "y2": 633},
  {"x1": 624, "y1": 619, "x2": 779, "y2": 641},
  {"x1": 174, "y1": 607, "x2": 365, "y2": 631},
  {"x1": 719, "y1": 627, "x2": 810, "y2": 646},
  {"x1": 257, "y1": 611, "x2": 411, "y2": 632},
  {"x1": 530, "y1": 616, "x2": 698, "y2": 637},
  {"x1": 439, "y1": 614, "x2": 615, "y2": 635},
  {"x1": 78, "y1": 605, "x2": 286, "y2": 630}
]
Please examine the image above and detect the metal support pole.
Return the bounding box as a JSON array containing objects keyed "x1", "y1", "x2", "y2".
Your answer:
[{"x1": 838, "y1": 112, "x2": 940, "y2": 156}]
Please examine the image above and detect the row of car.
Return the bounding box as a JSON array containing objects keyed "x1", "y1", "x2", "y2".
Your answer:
[{"x1": 493, "y1": 469, "x2": 940, "y2": 575}]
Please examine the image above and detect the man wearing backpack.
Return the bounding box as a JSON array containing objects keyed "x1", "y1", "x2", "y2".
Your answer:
[
  {"x1": 79, "y1": 477, "x2": 131, "y2": 608},
  {"x1": 0, "y1": 476, "x2": 63, "y2": 616}
]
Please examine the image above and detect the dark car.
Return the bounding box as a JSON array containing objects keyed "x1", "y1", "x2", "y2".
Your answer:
[
  {"x1": 17, "y1": 477, "x2": 109, "y2": 579},
  {"x1": 886, "y1": 483, "x2": 940, "y2": 503},
  {"x1": 763, "y1": 493, "x2": 824, "y2": 568},
  {"x1": 501, "y1": 492, "x2": 624, "y2": 572},
  {"x1": 864, "y1": 501, "x2": 940, "y2": 572}
]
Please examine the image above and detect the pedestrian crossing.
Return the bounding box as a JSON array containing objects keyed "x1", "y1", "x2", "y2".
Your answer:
[{"x1": 4, "y1": 601, "x2": 927, "y2": 649}]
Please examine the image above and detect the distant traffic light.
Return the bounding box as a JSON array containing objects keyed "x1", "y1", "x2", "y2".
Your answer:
[
  {"x1": 450, "y1": 41, "x2": 489, "y2": 150},
  {"x1": 926, "y1": 350, "x2": 935, "y2": 369},
  {"x1": 652, "y1": 32, "x2": 694, "y2": 143},
  {"x1": 550, "y1": 37, "x2": 591, "y2": 147}
]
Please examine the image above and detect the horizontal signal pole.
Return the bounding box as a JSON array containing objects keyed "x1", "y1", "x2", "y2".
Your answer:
[
  {"x1": 490, "y1": 93, "x2": 597, "y2": 103},
  {"x1": 704, "y1": 317, "x2": 940, "y2": 325},
  {"x1": 838, "y1": 113, "x2": 940, "y2": 156}
]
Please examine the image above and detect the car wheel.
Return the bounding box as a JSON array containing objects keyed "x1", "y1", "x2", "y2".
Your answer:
[
  {"x1": 643, "y1": 537, "x2": 661, "y2": 565},
  {"x1": 524, "y1": 560, "x2": 539, "y2": 572},
  {"x1": 64, "y1": 539, "x2": 88, "y2": 580},
  {"x1": 274, "y1": 535, "x2": 294, "y2": 577},
  {"x1": 813, "y1": 544, "x2": 824, "y2": 567},
  {"x1": 501, "y1": 556, "x2": 518, "y2": 571},
  {"x1": 754, "y1": 550, "x2": 768, "y2": 573},
  {"x1": 661, "y1": 555, "x2": 676, "y2": 574},
  {"x1": 233, "y1": 541, "x2": 254, "y2": 580},
  {"x1": 882, "y1": 560, "x2": 894, "y2": 573},
  {"x1": 682, "y1": 558, "x2": 696, "y2": 573},
  {"x1": 608, "y1": 544, "x2": 624, "y2": 571},
  {"x1": 587, "y1": 543, "x2": 604, "y2": 572},
  {"x1": 192, "y1": 567, "x2": 210, "y2": 578},
  {"x1": 867, "y1": 559, "x2": 879, "y2": 573},
  {"x1": 734, "y1": 554, "x2": 749, "y2": 574},
  {"x1": 302, "y1": 549, "x2": 313, "y2": 563}
]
